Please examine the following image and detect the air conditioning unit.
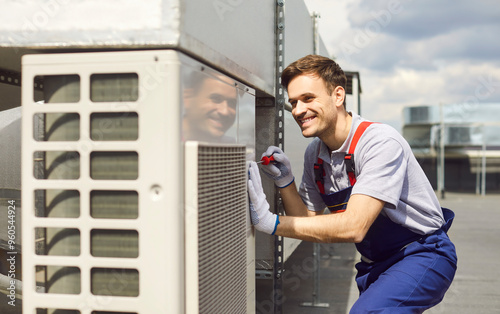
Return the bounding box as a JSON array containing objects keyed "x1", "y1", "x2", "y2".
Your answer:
[{"x1": 21, "y1": 50, "x2": 255, "y2": 313}]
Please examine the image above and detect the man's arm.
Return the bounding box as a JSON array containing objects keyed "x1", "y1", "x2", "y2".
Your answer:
[
  {"x1": 274, "y1": 193, "x2": 385, "y2": 243},
  {"x1": 278, "y1": 182, "x2": 322, "y2": 217}
]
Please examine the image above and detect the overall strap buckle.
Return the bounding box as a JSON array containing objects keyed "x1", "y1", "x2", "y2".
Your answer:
[
  {"x1": 314, "y1": 159, "x2": 325, "y2": 194},
  {"x1": 344, "y1": 153, "x2": 356, "y2": 186}
]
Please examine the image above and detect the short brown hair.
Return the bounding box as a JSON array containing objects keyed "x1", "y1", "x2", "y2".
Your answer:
[{"x1": 281, "y1": 55, "x2": 347, "y2": 97}]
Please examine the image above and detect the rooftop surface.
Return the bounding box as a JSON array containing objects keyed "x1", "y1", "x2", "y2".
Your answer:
[{"x1": 277, "y1": 192, "x2": 500, "y2": 314}]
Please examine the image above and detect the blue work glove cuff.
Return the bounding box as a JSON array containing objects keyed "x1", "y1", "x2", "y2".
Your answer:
[
  {"x1": 277, "y1": 177, "x2": 295, "y2": 189},
  {"x1": 271, "y1": 215, "x2": 280, "y2": 235}
]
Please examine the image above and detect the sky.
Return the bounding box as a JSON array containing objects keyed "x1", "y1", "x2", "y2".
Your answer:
[{"x1": 303, "y1": 0, "x2": 500, "y2": 131}]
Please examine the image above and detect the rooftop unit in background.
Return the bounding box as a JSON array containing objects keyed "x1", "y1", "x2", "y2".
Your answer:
[
  {"x1": 403, "y1": 103, "x2": 500, "y2": 194},
  {"x1": 403, "y1": 103, "x2": 500, "y2": 149}
]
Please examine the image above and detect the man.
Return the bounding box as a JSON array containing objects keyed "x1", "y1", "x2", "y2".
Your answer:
[
  {"x1": 183, "y1": 70, "x2": 238, "y2": 143},
  {"x1": 248, "y1": 55, "x2": 457, "y2": 313}
]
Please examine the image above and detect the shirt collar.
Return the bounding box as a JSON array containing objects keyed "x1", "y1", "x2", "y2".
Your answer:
[{"x1": 317, "y1": 112, "x2": 363, "y2": 162}]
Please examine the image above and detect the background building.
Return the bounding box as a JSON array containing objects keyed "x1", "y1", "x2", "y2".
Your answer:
[{"x1": 403, "y1": 103, "x2": 500, "y2": 194}]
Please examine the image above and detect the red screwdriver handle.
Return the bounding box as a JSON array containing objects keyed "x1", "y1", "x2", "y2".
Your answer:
[{"x1": 260, "y1": 155, "x2": 275, "y2": 165}]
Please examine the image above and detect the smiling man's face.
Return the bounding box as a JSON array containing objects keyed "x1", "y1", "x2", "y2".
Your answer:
[
  {"x1": 184, "y1": 76, "x2": 237, "y2": 141},
  {"x1": 288, "y1": 74, "x2": 337, "y2": 140}
]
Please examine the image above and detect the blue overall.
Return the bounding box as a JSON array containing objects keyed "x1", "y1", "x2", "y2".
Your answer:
[{"x1": 314, "y1": 122, "x2": 458, "y2": 313}]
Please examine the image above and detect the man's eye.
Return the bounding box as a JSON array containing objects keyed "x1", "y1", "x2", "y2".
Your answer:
[
  {"x1": 227, "y1": 99, "x2": 237, "y2": 108},
  {"x1": 209, "y1": 94, "x2": 224, "y2": 104}
]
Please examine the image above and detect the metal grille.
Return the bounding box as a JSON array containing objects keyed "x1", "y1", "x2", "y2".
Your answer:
[
  {"x1": 409, "y1": 106, "x2": 430, "y2": 124},
  {"x1": 196, "y1": 145, "x2": 247, "y2": 314}
]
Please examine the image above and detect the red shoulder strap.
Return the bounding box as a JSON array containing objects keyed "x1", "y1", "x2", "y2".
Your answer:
[
  {"x1": 314, "y1": 121, "x2": 376, "y2": 193},
  {"x1": 345, "y1": 121, "x2": 375, "y2": 186},
  {"x1": 349, "y1": 121, "x2": 374, "y2": 154}
]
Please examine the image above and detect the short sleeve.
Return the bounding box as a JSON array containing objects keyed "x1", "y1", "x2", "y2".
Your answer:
[{"x1": 351, "y1": 125, "x2": 408, "y2": 207}]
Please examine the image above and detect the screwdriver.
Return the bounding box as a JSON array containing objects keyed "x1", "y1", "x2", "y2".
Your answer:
[{"x1": 257, "y1": 155, "x2": 275, "y2": 165}]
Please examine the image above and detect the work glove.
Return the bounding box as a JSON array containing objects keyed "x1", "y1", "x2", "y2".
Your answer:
[
  {"x1": 260, "y1": 146, "x2": 294, "y2": 188},
  {"x1": 248, "y1": 162, "x2": 280, "y2": 235}
]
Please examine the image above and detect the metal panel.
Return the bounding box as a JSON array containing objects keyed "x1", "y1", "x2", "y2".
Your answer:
[
  {"x1": 284, "y1": 0, "x2": 315, "y2": 65},
  {"x1": 283, "y1": 110, "x2": 312, "y2": 259},
  {"x1": 282, "y1": 0, "x2": 330, "y2": 64},
  {"x1": 0, "y1": 106, "x2": 21, "y2": 190},
  {"x1": 0, "y1": 107, "x2": 22, "y2": 303},
  {"x1": 0, "y1": 0, "x2": 178, "y2": 46},
  {"x1": 182, "y1": 0, "x2": 275, "y2": 95},
  {"x1": 0, "y1": 0, "x2": 276, "y2": 96},
  {"x1": 181, "y1": 58, "x2": 256, "y2": 146}
]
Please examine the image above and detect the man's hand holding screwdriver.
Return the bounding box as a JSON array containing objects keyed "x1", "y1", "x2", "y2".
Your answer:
[{"x1": 248, "y1": 146, "x2": 295, "y2": 234}]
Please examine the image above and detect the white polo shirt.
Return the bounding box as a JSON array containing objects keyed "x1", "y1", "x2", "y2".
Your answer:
[{"x1": 298, "y1": 113, "x2": 444, "y2": 235}]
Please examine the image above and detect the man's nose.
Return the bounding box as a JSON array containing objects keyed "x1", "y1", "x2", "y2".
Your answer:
[
  {"x1": 294, "y1": 100, "x2": 307, "y2": 116},
  {"x1": 217, "y1": 100, "x2": 235, "y2": 116}
]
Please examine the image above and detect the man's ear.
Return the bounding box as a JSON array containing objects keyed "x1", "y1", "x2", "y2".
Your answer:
[
  {"x1": 333, "y1": 86, "x2": 346, "y2": 108},
  {"x1": 183, "y1": 88, "x2": 194, "y2": 109}
]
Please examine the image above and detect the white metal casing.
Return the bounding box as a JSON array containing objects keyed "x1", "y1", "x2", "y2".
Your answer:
[
  {"x1": 21, "y1": 50, "x2": 255, "y2": 313},
  {"x1": 0, "y1": 0, "x2": 330, "y2": 98}
]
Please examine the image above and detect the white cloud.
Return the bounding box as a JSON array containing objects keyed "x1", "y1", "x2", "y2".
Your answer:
[{"x1": 358, "y1": 61, "x2": 500, "y2": 130}]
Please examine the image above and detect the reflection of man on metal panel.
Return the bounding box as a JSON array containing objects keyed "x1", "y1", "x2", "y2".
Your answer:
[{"x1": 183, "y1": 72, "x2": 237, "y2": 143}]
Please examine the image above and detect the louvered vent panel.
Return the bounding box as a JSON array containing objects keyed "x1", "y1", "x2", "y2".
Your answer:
[
  {"x1": 24, "y1": 64, "x2": 144, "y2": 313},
  {"x1": 196, "y1": 145, "x2": 247, "y2": 314}
]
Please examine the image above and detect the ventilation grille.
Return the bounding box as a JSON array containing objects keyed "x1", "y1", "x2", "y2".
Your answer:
[
  {"x1": 196, "y1": 145, "x2": 247, "y2": 314},
  {"x1": 409, "y1": 106, "x2": 430, "y2": 124},
  {"x1": 25, "y1": 71, "x2": 141, "y2": 313}
]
